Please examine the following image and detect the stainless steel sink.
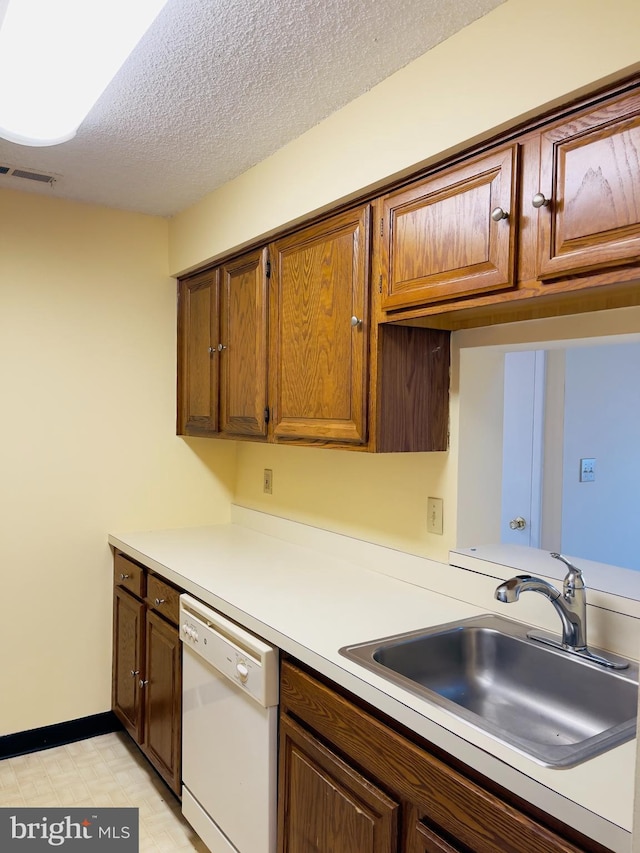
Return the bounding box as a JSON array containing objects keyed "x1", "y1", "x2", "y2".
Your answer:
[{"x1": 339, "y1": 614, "x2": 638, "y2": 767}]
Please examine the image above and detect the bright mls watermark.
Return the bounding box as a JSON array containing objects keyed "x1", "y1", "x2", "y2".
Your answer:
[{"x1": 0, "y1": 808, "x2": 138, "y2": 850}]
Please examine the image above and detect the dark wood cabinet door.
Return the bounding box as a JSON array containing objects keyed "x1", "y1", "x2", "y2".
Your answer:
[
  {"x1": 278, "y1": 714, "x2": 398, "y2": 853},
  {"x1": 381, "y1": 146, "x2": 519, "y2": 310},
  {"x1": 537, "y1": 89, "x2": 640, "y2": 279},
  {"x1": 112, "y1": 587, "x2": 145, "y2": 743},
  {"x1": 271, "y1": 206, "x2": 370, "y2": 444},
  {"x1": 143, "y1": 610, "x2": 182, "y2": 795},
  {"x1": 177, "y1": 269, "x2": 219, "y2": 436},
  {"x1": 219, "y1": 248, "x2": 269, "y2": 437}
]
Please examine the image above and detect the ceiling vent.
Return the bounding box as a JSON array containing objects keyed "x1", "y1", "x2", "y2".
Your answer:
[{"x1": 0, "y1": 164, "x2": 58, "y2": 184}]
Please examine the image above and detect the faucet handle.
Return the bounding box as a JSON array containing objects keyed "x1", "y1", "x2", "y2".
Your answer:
[
  {"x1": 551, "y1": 552, "x2": 584, "y2": 579},
  {"x1": 551, "y1": 553, "x2": 586, "y2": 604}
]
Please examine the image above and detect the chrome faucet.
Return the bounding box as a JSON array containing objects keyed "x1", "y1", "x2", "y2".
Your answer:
[
  {"x1": 494, "y1": 553, "x2": 628, "y2": 669},
  {"x1": 494, "y1": 553, "x2": 587, "y2": 650}
]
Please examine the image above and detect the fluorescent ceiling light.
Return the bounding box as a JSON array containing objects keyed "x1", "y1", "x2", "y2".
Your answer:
[{"x1": 0, "y1": 0, "x2": 169, "y2": 147}]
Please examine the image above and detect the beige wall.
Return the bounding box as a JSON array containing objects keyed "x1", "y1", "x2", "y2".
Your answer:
[
  {"x1": 167, "y1": 0, "x2": 640, "y2": 562},
  {"x1": 0, "y1": 189, "x2": 236, "y2": 736}
]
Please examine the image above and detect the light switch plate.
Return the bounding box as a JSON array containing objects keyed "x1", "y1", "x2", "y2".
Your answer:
[{"x1": 580, "y1": 458, "x2": 596, "y2": 483}]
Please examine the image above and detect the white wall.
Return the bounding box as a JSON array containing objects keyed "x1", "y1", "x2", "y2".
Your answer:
[{"x1": 562, "y1": 344, "x2": 640, "y2": 571}]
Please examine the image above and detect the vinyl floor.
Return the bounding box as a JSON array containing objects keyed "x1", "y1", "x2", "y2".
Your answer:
[{"x1": 0, "y1": 731, "x2": 209, "y2": 852}]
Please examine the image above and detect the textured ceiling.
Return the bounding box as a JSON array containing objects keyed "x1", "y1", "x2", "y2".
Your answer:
[{"x1": 0, "y1": 0, "x2": 501, "y2": 217}]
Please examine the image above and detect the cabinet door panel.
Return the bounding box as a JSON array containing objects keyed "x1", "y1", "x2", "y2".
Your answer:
[
  {"x1": 219, "y1": 249, "x2": 269, "y2": 437},
  {"x1": 112, "y1": 588, "x2": 144, "y2": 743},
  {"x1": 278, "y1": 715, "x2": 398, "y2": 853},
  {"x1": 382, "y1": 146, "x2": 518, "y2": 309},
  {"x1": 143, "y1": 610, "x2": 181, "y2": 795},
  {"x1": 271, "y1": 206, "x2": 370, "y2": 444},
  {"x1": 537, "y1": 90, "x2": 640, "y2": 278},
  {"x1": 177, "y1": 270, "x2": 219, "y2": 435}
]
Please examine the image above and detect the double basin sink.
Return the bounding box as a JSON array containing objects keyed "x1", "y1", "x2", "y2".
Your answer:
[{"x1": 340, "y1": 614, "x2": 638, "y2": 767}]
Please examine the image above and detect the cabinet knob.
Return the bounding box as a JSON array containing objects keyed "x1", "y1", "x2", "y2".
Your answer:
[
  {"x1": 119, "y1": 573, "x2": 130, "y2": 580},
  {"x1": 154, "y1": 597, "x2": 166, "y2": 606},
  {"x1": 217, "y1": 343, "x2": 227, "y2": 351},
  {"x1": 350, "y1": 316, "x2": 363, "y2": 328},
  {"x1": 208, "y1": 346, "x2": 216, "y2": 355},
  {"x1": 532, "y1": 192, "x2": 550, "y2": 208},
  {"x1": 130, "y1": 670, "x2": 139, "y2": 678},
  {"x1": 491, "y1": 206, "x2": 509, "y2": 222},
  {"x1": 139, "y1": 679, "x2": 149, "y2": 688}
]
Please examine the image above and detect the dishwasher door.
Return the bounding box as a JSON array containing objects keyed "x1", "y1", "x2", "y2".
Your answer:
[{"x1": 180, "y1": 594, "x2": 279, "y2": 853}]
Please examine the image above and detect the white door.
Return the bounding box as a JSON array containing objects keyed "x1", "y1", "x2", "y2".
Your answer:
[{"x1": 500, "y1": 350, "x2": 546, "y2": 546}]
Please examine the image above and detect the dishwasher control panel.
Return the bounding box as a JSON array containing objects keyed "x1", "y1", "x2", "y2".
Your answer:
[{"x1": 179, "y1": 593, "x2": 278, "y2": 708}]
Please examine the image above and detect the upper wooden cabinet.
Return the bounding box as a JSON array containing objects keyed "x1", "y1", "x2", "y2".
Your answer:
[
  {"x1": 177, "y1": 269, "x2": 219, "y2": 435},
  {"x1": 177, "y1": 248, "x2": 269, "y2": 439},
  {"x1": 270, "y1": 206, "x2": 371, "y2": 445},
  {"x1": 536, "y1": 88, "x2": 640, "y2": 280},
  {"x1": 219, "y1": 250, "x2": 269, "y2": 437},
  {"x1": 381, "y1": 146, "x2": 519, "y2": 310}
]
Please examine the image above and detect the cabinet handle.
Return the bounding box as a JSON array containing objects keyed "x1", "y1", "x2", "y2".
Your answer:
[
  {"x1": 532, "y1": 192, "x2": 550, "y2": 208},
  {"x1": 130, "y1": 670, "x2": 139, "y2": 678},
  {"x1": 491, "y1": 206, "x2": 509, "y2": 222},
  {"x1": 119, "y1": 573, "x2": 130, "y2": 580},
  {"x1": 208, "y1": 346, "x2": 216, "y2": 354},
  {"x1": 350, "y1": 316, "x2": 363, "y2": 328},
  {"x1": 154, "y1": 598, "x2": 166, "y2": 606},
  {"x1": 139, "y1": 679, "x2": 149, "y2": 688},
  {"x1": 217, "y1": 343, "x2": 227, "y2": 351}
]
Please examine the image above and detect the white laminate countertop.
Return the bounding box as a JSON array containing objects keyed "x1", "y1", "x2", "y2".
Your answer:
[{"x1": 108, "y1": 510, "x2": 637, "y2": 853}]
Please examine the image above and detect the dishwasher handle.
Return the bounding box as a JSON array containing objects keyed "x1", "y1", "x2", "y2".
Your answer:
[{"x1": 179, "y1": 593, "x2": 279, "y2": 708}]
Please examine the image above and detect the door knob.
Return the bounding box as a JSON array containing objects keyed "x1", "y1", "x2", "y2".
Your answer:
[{"x1": 509, "y1": 516, "x2": 527, "y2": 530}]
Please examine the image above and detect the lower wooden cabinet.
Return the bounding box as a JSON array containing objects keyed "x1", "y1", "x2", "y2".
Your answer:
[
  {"x1": 142, "y1": 610, "x2": 181, "y2": 792},
  {"x1": 112, "y1": 552, "x2": 182, "y2": 795},
  {"x1": 279, "y1": 714, "x2": 399, "y2": 853},
  {"x1": 278, "y1": 661, "x2": 613, "y2": 853},
  {"x1": 112, "y1": 587, "x2": 145, "y2": 743}
]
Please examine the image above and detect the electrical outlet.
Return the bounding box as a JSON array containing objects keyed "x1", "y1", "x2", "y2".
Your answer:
[
  {"x1": 579, "y1": 458, "x2": 596, "y2": 483},
  {"x1": 427, "y1": 497, "x2": 443, "y2": 535},
  {"x1": 263, "y1": 468, "x2": 273, "y2": 494}
]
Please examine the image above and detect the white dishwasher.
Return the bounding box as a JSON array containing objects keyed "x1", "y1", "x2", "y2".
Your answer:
[{"x1": 179, "y1": 593, "x2": 279, "y2": 853}]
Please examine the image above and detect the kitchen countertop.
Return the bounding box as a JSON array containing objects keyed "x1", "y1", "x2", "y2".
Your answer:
[{"x1": 108, "y1": 508, "x2": 638, "y2": 853}]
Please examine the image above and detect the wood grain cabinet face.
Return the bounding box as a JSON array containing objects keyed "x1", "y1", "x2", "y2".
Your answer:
[
  {"x1": 177, "y1": 270, "x2": 219, "y2": 435},
  {"x1": 381, "y1": 146, "x2": 519, "y2": 310},
  {"x1": 143, "y1": 610, "x2": 182, "y2": 795},
  {"x1": 278, "y1": 714, "x2": 399, "y2": 853},
  {"x1": 410, "y1": 821, "x2": 464, "y2": 853},
  {"x1": 112, "y1": 586, "x2": 145, "y2": 743},
  {"x1": 270, "y1": 206, "x2": 370, "y2": 445},
  {"x1": 177, "y1": 250, "x2": 269, "y2": 439},
  {"x1": 279, "y1": 661, "x2": 608, "y2": 853},
  {"x1": 219, "y1": 249, "x2": 269, "y2": 437},
  {"x1": 537, "y1": 90, "x2": 640, "y2": 280},
  {"x1": 112, "y1": 553, "x2": 183, "y2": 796}
]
